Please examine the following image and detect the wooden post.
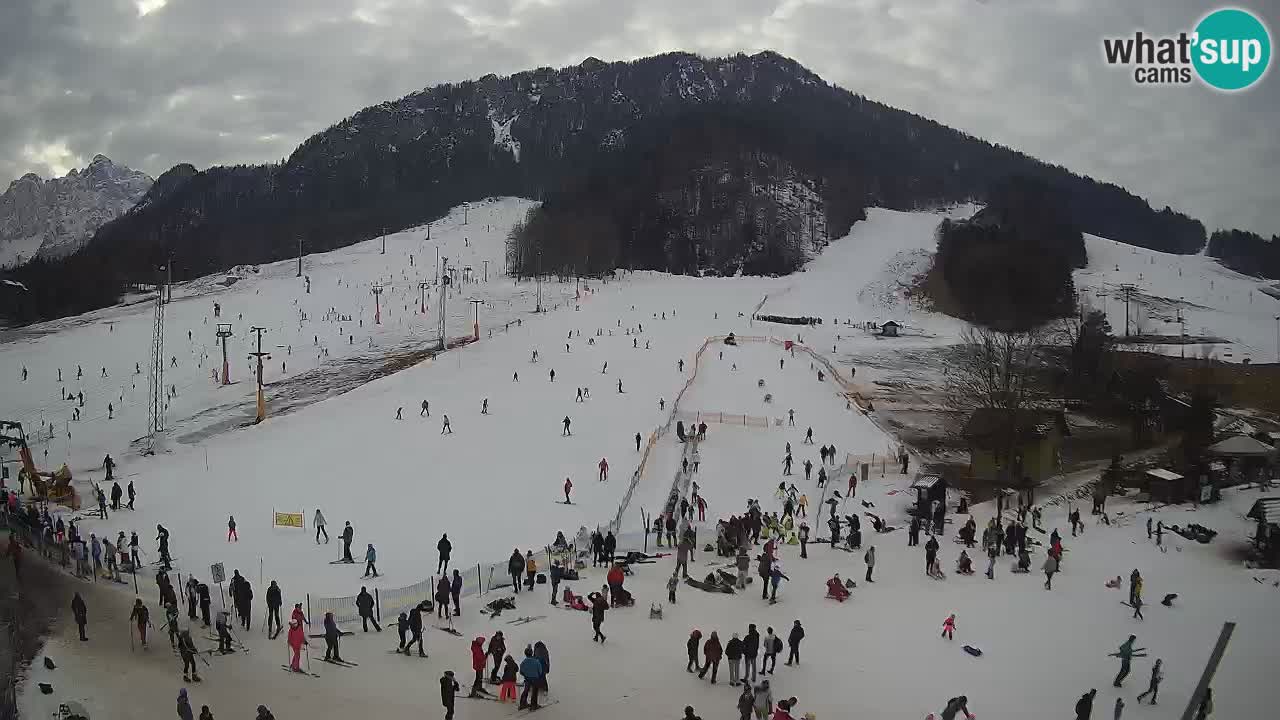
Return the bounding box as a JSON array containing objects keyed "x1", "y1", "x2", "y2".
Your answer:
[{"x1": 1180, "y1": 622, "x2": 1235, "y2": 720}]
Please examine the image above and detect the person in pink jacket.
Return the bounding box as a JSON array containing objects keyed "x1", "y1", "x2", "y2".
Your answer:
[
  {"x1": 941, "y1": 613, "x2": 957, "y2": 641},
  {"x1": 287, "y1": 618, "x2": 308, "y2": 672}
]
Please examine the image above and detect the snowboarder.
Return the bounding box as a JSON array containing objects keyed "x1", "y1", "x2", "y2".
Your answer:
[
  {"x1": 437, "y1": 534, "x2": 452, "y2": 573},
  {"x1": 363, "y1": 544, "x2": 378, "y2": 578},
  {"x1": 342, "y1": 522, "x2": 355, "y2": 562},
  {"x1": 314, "y1": 509, "x2": 328, "y2": 543},
  {"x1": 564, "y1": 477, "x2": 573, "y2": 503},
  {"x1": 941, "y1": 613, "x2": 956, "y2": 641}
]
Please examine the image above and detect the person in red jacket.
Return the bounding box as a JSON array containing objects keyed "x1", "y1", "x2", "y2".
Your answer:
[
  {"x1": 286, "y1": 618, "x2": 308, "y2": 672},
  {"x1": 771, "y1": 698, "x2": 796, "y2": 720},
  {"x1": 606, "y1": 563, "x2": 626, "y2": 605},
  {"x1": 564, "y1": 477, "x2": 573, "y2": 504},
  {"x1": 291, "y1": 602, "x2": 308, "y2": 627},
  {"x1": 598, "y1": 458, "x2": 609, "y2": 481},
  {"x1": 470, "y1": 636, "x2": 489, "y2": 697}
]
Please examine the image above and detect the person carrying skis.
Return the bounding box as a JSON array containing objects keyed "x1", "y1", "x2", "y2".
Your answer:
[
  {"x1": 177, "y1": 627, "x2": 201, "y2": 681},
  {"x1": 356, "y1": 586, "x2": 381, "y2": 631},
  {"x1": 437, "y1": 533, "x2": 452, "y2": 573},
  {"x1": 287, "y1": 618, "x2": 308, "y2": 673},
  {"x1": 1111, "y1": 635, "x2": 1145, "y2": 687},
  {"x1": 363, "y1": 544, "x2": 378, "y2": 578},
  {"x1": 266, "y1": 580, "x2": 283, "y2": 637},
  {"x1": 314, "y1": 509, "x2": 328, "y2": 544}
]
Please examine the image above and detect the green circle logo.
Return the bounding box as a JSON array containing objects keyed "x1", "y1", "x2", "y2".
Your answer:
[{"x1": 1192, "y1": 8, "x2": 1271, "y2": 91}]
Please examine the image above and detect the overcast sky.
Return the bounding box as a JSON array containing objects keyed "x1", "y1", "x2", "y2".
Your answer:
[{"x1": 1, "y1": 0, "x2": 1276, "y2": 237}]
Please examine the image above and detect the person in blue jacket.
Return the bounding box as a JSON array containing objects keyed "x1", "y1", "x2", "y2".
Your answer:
[{"x1": 518, "y1": 647, "x2": 545, "y2": 710}]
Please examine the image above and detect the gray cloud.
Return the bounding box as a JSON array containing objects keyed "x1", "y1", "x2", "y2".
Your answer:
[{"x1": 0, "y1": 0, "x2": 1275, "y2": 236}]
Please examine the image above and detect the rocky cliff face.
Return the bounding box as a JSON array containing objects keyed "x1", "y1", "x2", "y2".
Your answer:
[{"x1": 0, "y1": 155, "x2": 152, "y2": 267}]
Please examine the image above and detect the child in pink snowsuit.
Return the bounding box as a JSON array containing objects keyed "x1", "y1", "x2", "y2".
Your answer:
[
  {"x1": 941, "y1": 614, "x2": 956, "y2": 641},
  {"x1": 287, "y1": 619, "x2": 307, "y2": 671}
]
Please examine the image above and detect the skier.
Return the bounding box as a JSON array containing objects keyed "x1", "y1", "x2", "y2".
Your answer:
[
  {"x1": 864, "y1": 545, "x2": 876, "y2": 582},
  {"x1": 130, "y1": 597, "x2": 151, "y2": 647},
  {"x1": 227, "y1": 516, "x2": 238, "y2": 542},
  {"x1": 784, "y1": 620, "x2": 804, "y2": 666},
  {"x1": 198, "y1": 582, "x2": 212, "y2": 627},
  {"x1": 266, "y1": 580, "x2": 283, "y2": 637},
  {"x1": 322, "y1": 612, "x2": 343, "y2": 662},
  {"x1": 177, "y1": 628, "x2": 201, "y2": 681},
  {"x1": 406, "y1": 603, "x2": 426, "y2": 656},
  {"x1": 487, "y1": 631, "x2": 506, "y2": 681},
  {"x1": 518, "y1": 647, "x2": 545, "y2": 709},
  {"x1": 314, "y1": 509, "x2": 328, "y2": 543},
  {"x1": 286, "y1": 618, "x2": 308, "y2": 673},
  {"x1": 342, "y1": 522, "x2": 355, "y2": 562},
  {"x1": 127, "y1": 480, "x2": 136, "y2": 510},
  {"x1": 1136, "y1": 658, "x2": 1163, "y2": 704},
  {"x1": 636, "y1": 432, "x2": 642, "y2": 451},
  {"x1": 440, "y1": 670, "x2": 460, "y2": 720},
  {"x1": 783, "y1": 454, "x2": 793, "y2": 476},
  {"x1": 363, "y1": 544, "x2": 378, "y2": 578},
  {"x1": 441, "y1": 415, "x2": 452, "y2": 434},
  {"x1": 215, "y1": 610, "x2": 234, "y2": 653},
  {"x1": 924, "y1": 535, "x2": 939, "y2": 575},
  {"x1": 71, "y1": 592, "x2": 88, "y2": 641},
  {"x1": 941, "y1": 613, "x2": 956, "y2": 640},
  {"x1": 562, "y1": 416, "x2": 572, "y2": 436},
  {"x1": 110, "y1": 481, "x2": 122, "y2": 510},
  {"x1": 437, "y1": 533, "x2": 452, "y2": 573},
  {"x1": 481, "y1": 398, "x2": 488, "y2": 414},
  {"x1": 156, "y1": 524, "x2": 172, "y2": 570},
  {"x1": 598, "y1": 457, "x2": 609, "y2": 481}
]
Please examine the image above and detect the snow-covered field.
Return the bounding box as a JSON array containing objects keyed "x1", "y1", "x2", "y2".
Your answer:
[{"x1": 6, "y1": 199, "x2": 1280, "y2": 719}]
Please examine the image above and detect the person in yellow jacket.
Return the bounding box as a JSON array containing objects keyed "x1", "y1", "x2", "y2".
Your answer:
[{"x1": 525, "y1": 552, "x2": 538, "y2": 589}]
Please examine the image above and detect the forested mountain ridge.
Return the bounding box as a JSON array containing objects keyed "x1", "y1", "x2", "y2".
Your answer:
[{"x1": 1, "y1": 51, "x2": 1208, "y2": 323}]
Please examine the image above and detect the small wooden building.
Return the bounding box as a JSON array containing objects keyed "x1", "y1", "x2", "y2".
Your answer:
[
  {"x1": 1144, "y1": 468, "x2": 1186, "y2": 504},
  {"x1": 964, "y1": 408, "x2": 1069, "y2": 487},
  {"x1": 1247, "y1": 497, "x2": 1280, "y2": 567},
  {"x1": 880, "y1": 321, "x2": 901, "y2": 337}
]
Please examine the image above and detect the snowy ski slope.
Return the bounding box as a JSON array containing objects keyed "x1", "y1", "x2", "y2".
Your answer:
[{"x1": 6, "y1": 199, "x2": 1280, "y2": 719}]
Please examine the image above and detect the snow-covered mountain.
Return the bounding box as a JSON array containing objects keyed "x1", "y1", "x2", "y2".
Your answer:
[{"x1": 0, "y1": 155, "x2": 152, "y2": 267}]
